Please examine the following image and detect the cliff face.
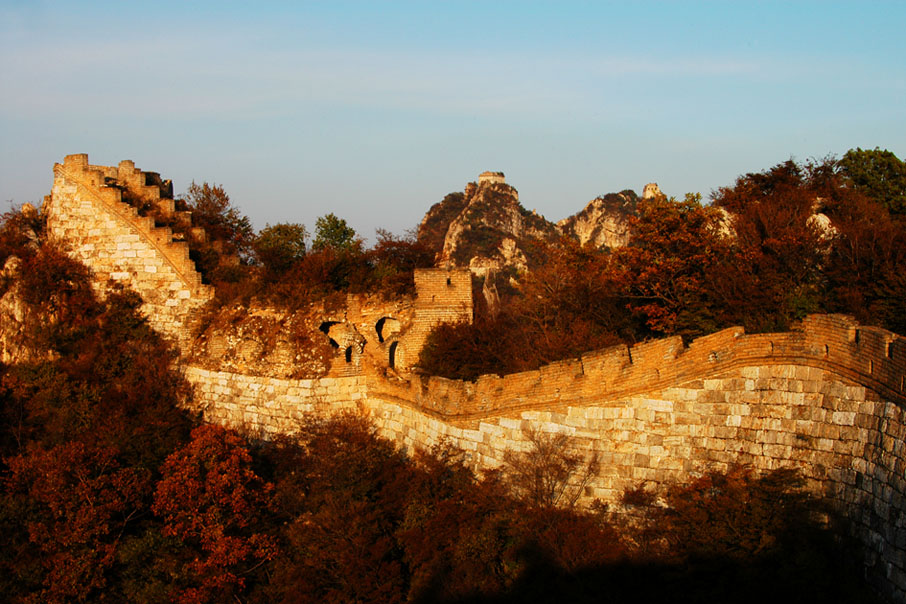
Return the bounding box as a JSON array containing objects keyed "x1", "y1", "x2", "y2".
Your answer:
[
  {"x1": 557, "y1": 190, "x2": 639, "y2": 249},
  {"x1": 418, "y1": 175, "x2": 649, "y2": 276},
  {"x1": 418, "y1": 179, "x2": 559, "y2": 276},
  {"x1": 0, "y1": 257, "x2": 34, "y2": 364}
]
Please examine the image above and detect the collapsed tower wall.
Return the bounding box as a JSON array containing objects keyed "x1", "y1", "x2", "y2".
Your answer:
[{"x1": 43, "y1": 154, "x2": 212, "y2": 346}]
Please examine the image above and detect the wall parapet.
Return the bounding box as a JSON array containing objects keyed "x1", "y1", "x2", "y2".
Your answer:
[
  {"x1": 50, "y1": 154, "x2": 209, "y2": 293},
  {"x1": 366, "y1": 314, "x2": 905, "y2": 424}
]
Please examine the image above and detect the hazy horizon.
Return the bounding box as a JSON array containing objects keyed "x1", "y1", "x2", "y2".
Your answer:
[{"x1": 2, "y1": 1, "x2": 904, "y2": 241}]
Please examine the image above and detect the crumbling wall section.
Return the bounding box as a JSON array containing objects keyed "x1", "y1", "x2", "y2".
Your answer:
[{"x1": 43, "y1": 154, "x2": 212, "y2": 347}]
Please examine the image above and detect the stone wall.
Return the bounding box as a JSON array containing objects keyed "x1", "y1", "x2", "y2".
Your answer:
[
  {"x1": 184, "y1": 314, "x2": 906, "y2": 601},
  {"x1": 43, "y1": 154, "x2": 212, "y2": 347},
  {"x1": 402, "y1": 268, "x2": 472, "y2": 368}
]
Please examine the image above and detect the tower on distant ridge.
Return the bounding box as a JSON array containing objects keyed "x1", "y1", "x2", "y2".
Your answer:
[
  {"x1": 642, "y1": 182, "x2": 663, "y2": 199},
  {"x1": 478, "y1": 171, "x2": 505, "y2": 186}
]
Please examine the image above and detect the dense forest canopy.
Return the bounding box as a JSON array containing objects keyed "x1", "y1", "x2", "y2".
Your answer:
[{"x1": 0, "y1": 149, "x2": 901, "y2": 602}]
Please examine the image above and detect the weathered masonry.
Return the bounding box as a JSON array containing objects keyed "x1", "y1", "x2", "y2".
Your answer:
[
  {"x1": 44, "y1": 154, "x2": 213, "y2": 348},
  {"x1": 40, "y1": 155, "x2": 906, "y2": 602}
]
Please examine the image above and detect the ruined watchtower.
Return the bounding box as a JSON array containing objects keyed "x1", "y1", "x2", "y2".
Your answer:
[{"x1": 478, "y1": 171, "x2": 506, "y2": 186}]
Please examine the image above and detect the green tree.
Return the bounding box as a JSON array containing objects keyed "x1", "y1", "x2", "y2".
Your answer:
[
  {"x1": 254, "y1": 222, "x2": 308, "y2": 276},
  {"x1": 312, "y1": 213, "x2": 357, "y2": 251},
  {"x1": 839, "y1": 147, "x2": 906, "y2": 216}
]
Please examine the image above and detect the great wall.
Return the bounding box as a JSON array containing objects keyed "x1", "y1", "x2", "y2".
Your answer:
[{"x1": 26, "y1": 155, "x2": 906, "y2": 601}]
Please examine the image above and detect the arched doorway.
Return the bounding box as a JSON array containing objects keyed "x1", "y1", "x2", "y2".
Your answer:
[{"x1": 388, "y1": 341, "x2": 398, "y2": 369}]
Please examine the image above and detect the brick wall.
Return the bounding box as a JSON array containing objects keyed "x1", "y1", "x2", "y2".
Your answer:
[
  {"x1": 184, "y1": 315, "x2": 906, "y2": 601},
  {"x1": 43, "y1": 154, "x2": 212, "y2": 346},
  {"x1": 401, "y1": 268, "x2": 472, "y2": 368}
]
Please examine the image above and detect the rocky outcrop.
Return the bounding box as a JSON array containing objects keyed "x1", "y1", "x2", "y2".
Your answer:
[
  {"x1": 418, "y1": 175, "x2": 558, "y2": 276},
  {"x1": 557, "y1": 190, "x2": 639, "y2": 249},
  {"x1": 0, "y1": 257, "x2": 32, "y2": 364},
  {"x1": 419, "y1": 174, "x2": 654, "y2": 274}
]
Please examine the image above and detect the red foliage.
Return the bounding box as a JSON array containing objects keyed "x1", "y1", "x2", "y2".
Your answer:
[
  {"x1": 612, "y1": 193, "x2": 728, "y2": 338},
  {"x1": 5, "y1": 442, "x2": 150, "y2": 603},
  {"x1": 515, "y1": 506, "x2": 626, "y2": 574},
  {"x1": 264, "y1": 414, "x2": 413, "y2": 604},
  {"x1": 365, "y1": 228, "x2": 435, "y2": 296},
  {"x1": 153, "y1": 424, "x2": 276, "y2": 604},
  {"x1": 823, "y1": 187, "x2": 906, "y2": 333},
  {"x1": 628, "y1": 466, "x2": 815, "y2": 562},
  {"x1": 711, "y1": 161, "x2": 830, "y2": 332}
]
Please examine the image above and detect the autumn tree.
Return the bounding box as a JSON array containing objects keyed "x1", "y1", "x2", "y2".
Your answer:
[
  {"x1": 366, "y1": 228, "x2": 435, "y2": 296},
  {"x1": 0, "y1": 204, "x2": 42, "y2": 266},
  {"x1": 503, "y1": 426, "x2": 599, "y2": 510},
  {"x1": 820, "y1": 173, "x2": 906, "y2": 334},
  {"x1": 261, "y1": 413, "x2": 412, "y2": 604},
  {"x1": 839, "y1": 147, "x2": 906, "y2": 216},
  {"x1": 182, "y1": 182, "x2": 255, "y2": 281},
  {"x1": 152, "y1": 424, "x2": 276, "y2": 604},
  {"x1": 0, "y1": 228, "x2": 194, "y2": 602},
  {"x1": 397, "y1": 448, "x2": 522, "y2": 601},
  {"x1": 614, "y1": 193, "x2": 728, "y2": 338},
  {"x1": 511, "y1": 237, "x2": 635, "y2": 357},
  {"x1": 710, "y1": 161, "x2": 829, "y2": 332},
  {"x1": 3, "y1": 442, "x2": 151, "y2": 603}
]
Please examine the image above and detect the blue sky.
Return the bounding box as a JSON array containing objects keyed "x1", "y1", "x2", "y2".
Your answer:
[{"x1": 2, "y1": 1, "x2": 904, "y2": 240}]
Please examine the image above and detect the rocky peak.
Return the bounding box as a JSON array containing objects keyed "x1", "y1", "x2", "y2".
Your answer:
[
  {"x1": 418, "y1": 175, "x2": 660, "y2": 274},
  {"x1": 417, "y1": 173, "x2": 558, "y2": 276},
  {"x1": 556, "y1": 190, "x2": 639, "y2": 249}
]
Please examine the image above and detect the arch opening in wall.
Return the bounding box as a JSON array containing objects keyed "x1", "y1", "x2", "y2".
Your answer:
[
  {"x1": 389, "y1": 341, "x2": 398, "y2": 369},
  {"x1": 887, "y1": 341, "x2": 893, "y2": 360},
  {"x1": 824, "y1": 344, "x2": 830, "y2": 358},
  {"x1": 854, "y1": 329, "x2": 861, "y2": 345},
  {"x1": 375, "y1": 317, "x2": 400, "y2": 344},
  {"x1": 345, "y1": 346, "x2": 353, "y2": 363},
  {"x1": 319, "y1": 321, "x2": 341, "y2": 348}
]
